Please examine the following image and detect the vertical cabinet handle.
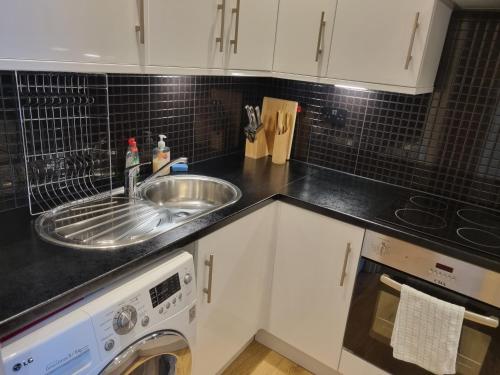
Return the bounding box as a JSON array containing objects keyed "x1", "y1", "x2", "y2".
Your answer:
[
  {"x1": 339, "y1": 242, "x2": 351, "y2": 287},
  {"x1": 135, "y1": 0, "x2": 145, "y2": 44},
  {"x1": 203, "y1": 254, "x2": 214, "y2": 303},
  {"x1": 315, "y1": 11, "x2": 326, "y2": 62},
  {"x1": 404, "y1": 12, "x2": 420, "y2": 70},
  {"x1": 230, "y1": 0, "x2": 241, "y2": 53},
  {"x1": 216, "y1": 0, "x2": 226, "y2": 52}
]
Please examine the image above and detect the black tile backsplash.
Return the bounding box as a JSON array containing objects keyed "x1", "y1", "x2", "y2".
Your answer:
[
  {"x1": 0, "y1": 11, "x2": 498, "y2": 213},
  {"x1": 107, "y1": 74, "x2": 260, "y2": 183},
  {"x1": 0, "y1": 72, "x2": 26, "y2": 212}
]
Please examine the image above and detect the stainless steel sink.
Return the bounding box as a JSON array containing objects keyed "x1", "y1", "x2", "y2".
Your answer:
[
  {"x1": 139, "y1": 175, "x2": 242, "y2": 220},
  {"x1": 35, "y1": 175, "x2": 242, "y2": 250}
]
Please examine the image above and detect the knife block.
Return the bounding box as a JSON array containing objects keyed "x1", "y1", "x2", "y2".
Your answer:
[
  {"x1": 245, "y1": 127, "x2": 268, "y2": 159},
  {"x1": 271, "y1": 128, "x2": 290, "y2": 165}
]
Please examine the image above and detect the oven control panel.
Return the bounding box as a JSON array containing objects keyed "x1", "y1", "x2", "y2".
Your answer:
[{"x1": 362, "y1": 230, "x2": 500, "y2": 308}]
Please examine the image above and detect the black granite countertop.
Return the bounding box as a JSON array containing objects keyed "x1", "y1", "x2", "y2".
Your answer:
[{"x1": 1, "y1": 154, "x2": 499, "y2": 338}]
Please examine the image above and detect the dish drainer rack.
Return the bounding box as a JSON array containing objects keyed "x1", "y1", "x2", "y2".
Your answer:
[{"x1": 16, "y1": 72, "x2": 113, "y2": 215}]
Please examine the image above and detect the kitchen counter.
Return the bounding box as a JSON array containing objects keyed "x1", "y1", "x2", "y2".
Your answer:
[{"x1": 1, "y1": 154, "x2": 499, "y2": 339}]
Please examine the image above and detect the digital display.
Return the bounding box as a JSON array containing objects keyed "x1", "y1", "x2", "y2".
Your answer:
[
  {"x1": 149, "y1": 273, "x2": 181, "y2": 308},
  {"x1": 435, "y1": 263, "x2": 454, "y2": 273}
]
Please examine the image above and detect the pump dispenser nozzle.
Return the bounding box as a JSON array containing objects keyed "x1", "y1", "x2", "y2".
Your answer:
[{"x1": 158, "y1": 134, "x2": 166, "y2": 148}]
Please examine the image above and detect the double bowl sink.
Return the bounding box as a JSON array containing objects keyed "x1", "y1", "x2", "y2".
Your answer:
[{"x1": 35, "y1": 175, "x2": 242, "y2": 250}]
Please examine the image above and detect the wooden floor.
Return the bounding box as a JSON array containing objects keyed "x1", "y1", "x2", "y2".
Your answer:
[{"x1": 222, "y1": 341, "x2": 313, "y2": 375}]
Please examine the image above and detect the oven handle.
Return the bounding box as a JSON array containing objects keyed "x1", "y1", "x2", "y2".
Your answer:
[{"x1": 380, "y1": 274, "x2": 499, "y2": 328}]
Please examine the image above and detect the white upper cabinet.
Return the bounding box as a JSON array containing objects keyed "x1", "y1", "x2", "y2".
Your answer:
[
  {"x1": 223, "y1": 0, "x2": 279, "y2": 71},
  {"x1": 0, "y1": 0, "x2": 451, "y2": 92},
  {"x1": 148, "y1": 0, "x2": 278, "y2": 71},
  {"x1": 0, "y1": 1, "x2": 142, "y2": 68},
  {"x1": 147, "y1": 0, "x2": 224, "y2": 69},
  {"x1": 273, "y1": 0, "x2": 337, "y2": 77},
  {"x1": 326, "y1": 0, "x2": 452, "y2": 93}
]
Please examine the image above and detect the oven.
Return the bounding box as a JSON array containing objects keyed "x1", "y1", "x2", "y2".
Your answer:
[{"x1": 343, "y1": 230, "x2": 500, "y2": 375}]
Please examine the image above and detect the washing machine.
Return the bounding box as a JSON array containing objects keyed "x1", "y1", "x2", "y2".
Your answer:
[{"x1": 1, "y1": 251, "x2": 196, "y2": 375}]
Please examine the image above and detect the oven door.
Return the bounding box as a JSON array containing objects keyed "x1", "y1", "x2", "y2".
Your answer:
[{"x1": 343, "y1": 258, "x2": 500, "y2": 375}]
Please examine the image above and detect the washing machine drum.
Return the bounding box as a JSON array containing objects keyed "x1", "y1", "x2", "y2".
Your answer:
[{"x1": 100, "y1": 330, "x2": 191, "y2": 375}]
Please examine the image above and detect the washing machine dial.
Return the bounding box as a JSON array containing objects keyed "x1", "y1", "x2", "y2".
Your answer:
[{"x1": 113, "y1": 305, "x2": 137, "y2": 335}]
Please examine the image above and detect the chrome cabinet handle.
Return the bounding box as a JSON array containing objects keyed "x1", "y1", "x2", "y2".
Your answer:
[
  {"x1": 216, "y1": 0, "x2": 226, "y2": 52},
  {"x1": 339, "y1": 242, "x2": 351, "y2": 286},
  {"x1": 230, "y1": 0, "x2": 240, "y2": 53},
  {"x1": 135, "y1": 0, "x2": 145, "y2": 44},
  {"x1": 380, "y1": 274, "x2": 499, "y2": 328},
  {"x1": 315, "y1": 11, "x2": 326, "y2": 62},
  {"x1": 203, "y1": 254, "x2": 214, "y2": 303},
  {"x1": 404, "y1": 12, "x2": 420, "y2": 69}
]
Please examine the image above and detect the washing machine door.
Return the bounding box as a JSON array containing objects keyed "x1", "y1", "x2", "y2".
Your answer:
[{"x1": 100, "y1": 330, "x2": 191, "y2": 375}]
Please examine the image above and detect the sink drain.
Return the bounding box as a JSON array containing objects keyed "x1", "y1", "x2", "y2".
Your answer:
[{"x1": 174, "y1": 211, "x2": 191, "y2": 218}]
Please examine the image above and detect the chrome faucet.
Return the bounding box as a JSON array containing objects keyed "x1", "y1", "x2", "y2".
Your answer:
[{"x1": 125, "y1": 157, "x2": 188, "y2": 198}]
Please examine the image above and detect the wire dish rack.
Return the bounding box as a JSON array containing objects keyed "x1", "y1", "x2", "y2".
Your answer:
[{"x1": 16, "y1": 72, "x2": 113, "y2": 215}]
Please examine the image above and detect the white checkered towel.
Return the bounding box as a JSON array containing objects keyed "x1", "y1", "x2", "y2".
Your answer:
[{"x1": 391, "y1": 284, "x2": 465, "y2": 374}]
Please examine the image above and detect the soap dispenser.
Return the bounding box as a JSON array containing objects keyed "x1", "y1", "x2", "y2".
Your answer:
[
  {"x1": 125, "y1": 137, "x2": 140, "y2": 194},
  {"x1": 152, "y1": 134, "x2": 171, "y2": 175}
]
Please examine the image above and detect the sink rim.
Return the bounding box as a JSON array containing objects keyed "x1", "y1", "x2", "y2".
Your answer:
[{"x1": 138, "y1": 174, "x2": 243, "y2": 210}]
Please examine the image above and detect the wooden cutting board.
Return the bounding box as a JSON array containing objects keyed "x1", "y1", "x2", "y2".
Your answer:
[{"x1": 261, "y1": 97, "x2": 298, "y2": 158}]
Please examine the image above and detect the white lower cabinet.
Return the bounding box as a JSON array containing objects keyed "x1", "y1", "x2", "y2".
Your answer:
[
  {"x1": 268, "y1": 202, "x2": 365, "y2": 370},
  {"x1": 193, "y1": 203, "x2": 277, "y2": 375},
  {"x1": 193, "y1": 201, "x2": 365, "y2": 374}
]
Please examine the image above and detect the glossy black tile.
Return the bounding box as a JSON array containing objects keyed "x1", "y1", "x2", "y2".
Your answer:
[{"x1": 0, "y1": 71, "x2": 26, "y2": 212}]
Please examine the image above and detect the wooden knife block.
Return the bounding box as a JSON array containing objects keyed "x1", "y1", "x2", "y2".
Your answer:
[{"x1": 245, "y1": 127, "x2": 268, "y2": 159}]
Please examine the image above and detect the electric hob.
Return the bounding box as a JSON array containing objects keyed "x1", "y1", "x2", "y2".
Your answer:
[{"x1": 376, "y1": 193, "x2": 500, "y2": 258}]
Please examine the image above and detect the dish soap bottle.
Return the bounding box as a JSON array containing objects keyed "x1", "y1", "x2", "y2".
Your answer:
[
  {"x1": 152, "y1": 134, "x2": 170, "y2": 175},
  {"x1": 125, "y1": 137, "x2": 140, "y2": 193}
]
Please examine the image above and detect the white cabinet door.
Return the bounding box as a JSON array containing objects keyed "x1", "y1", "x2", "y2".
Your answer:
[
  {"x1": 0, "y1": 1, "x2": 142, "y2": 66},
  {"x1": 273, "y1": 0, "x2": 337, "y2": 77},
  {"x1": 327, "y1": 0, "x2": 451, "y2": 90},
  {"x1": 268, "y1": 202, "x2": 364, "y2": 370},
  {"x1": 223, "y1": 0, "x2": 279, "y2": 71},
  {"x1": 147, "y1": 0, "x2": 224, "y2": 69},
  {"x1": 193, "y1": 203, "x2": 277, "y2": 375}
]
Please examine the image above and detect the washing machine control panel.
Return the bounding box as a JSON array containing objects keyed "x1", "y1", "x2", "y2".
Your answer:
[
  {"x1": 81, "y1": 252, "x2": 196, "y2": 361},
  {"x1": 149, "y1": 272, "x2": 181, "y2": 308}
]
